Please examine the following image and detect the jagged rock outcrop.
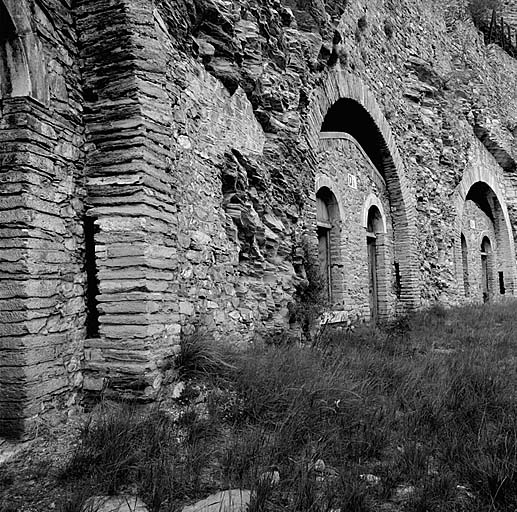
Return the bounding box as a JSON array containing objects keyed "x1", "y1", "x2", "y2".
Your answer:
[{"x1": 0, "y1": 0, "x2": 516, "y2": 436}]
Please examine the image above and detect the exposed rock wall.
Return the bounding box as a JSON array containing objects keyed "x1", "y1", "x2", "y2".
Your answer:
[
  {"x1": 77, "y1": 0, "x2": 517, "y2": 391},
  {"x1": 1, "y1": 0, "x2": 517, "y2": 436}
]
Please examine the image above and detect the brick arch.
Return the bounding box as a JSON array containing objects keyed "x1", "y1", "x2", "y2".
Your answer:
[
  {"x1": 315, "y1": 174, "x2": 345, "y2": 220},
  {"x1": 0, "y1": 0, "x2": 48, "y2": 103},
  {"x1": 307, "y1": 70, "x2": 419, "y2": 310},
  {"x1": 362, "y1": 194, "x2": 387, "y2": 234},
  {"x1": 454, "y1": 167, "x2": 516, "y2": 297},
  {"x1": 478, "y1": 230, "x2": 496, "y2": 251}
]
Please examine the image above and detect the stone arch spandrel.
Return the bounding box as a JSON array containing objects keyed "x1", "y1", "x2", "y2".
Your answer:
[
  {"x1": 478, "y1": 230, "x2": 497, "y2": 252},
  {"x1": 308, "y1": 70, "x2": 419, "y2": 311},
  {"x1": 314, "y1": 174, "x2": 345, "y2": 221},
  {"x1": 0, "y1": 0, "x2": 49, "y2": 104},
  {"x1": 362, "y1": 194, "x2": 387, "y2": 234},
  {"x1": 453, "y1": 158, "x2": 517, "y2": 297}
]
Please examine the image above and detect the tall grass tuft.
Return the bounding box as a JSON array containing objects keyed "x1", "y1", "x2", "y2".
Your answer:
[
  {"x1": 61, "y1": 403, "x2": 217, "y2": 511},
  {"x1": 60, "y1": 301, "x2": 517, "y2": 512}
]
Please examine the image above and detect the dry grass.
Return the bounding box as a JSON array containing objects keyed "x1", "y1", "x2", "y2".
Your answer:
[{"x1": 54, "y1": 300, "x2": 517, "y2": 511}]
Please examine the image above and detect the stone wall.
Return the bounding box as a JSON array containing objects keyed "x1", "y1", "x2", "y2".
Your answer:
[
  {"x1": 316, "y1": 134, "x2": 396, "y2": 320},
  {"x1": 0, "y1": 0, "x2": 86, "y2": 437},
  {"x1": 1, "y1": 0, "x2": 517, "y2": 437},
  {"x1": 502, "y1": 0, "x2": 517, "y2": 30},
  {"x1": 461, "y1": 200, "x2": 498, "y2": 300}
]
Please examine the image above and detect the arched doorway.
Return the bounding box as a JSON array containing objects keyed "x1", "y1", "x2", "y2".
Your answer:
[
  {"x1": 316, "y1": 187, "x2": 341, "y2": 302},
  {"x1": 456, "y1": 177, "x2": 516, "y2": 302},
  {"x1": 461, "y1": 233, "x2": 469, "y2": 297},
  {"x1": 309, "y1": 72, "x2": 418, "y2": 313},
  {"x1": 366, "y1": 206, "x2": 384, "y2": 321},
  {"x1": 480, "y1": 236, "x2": 493, "y2": 302}
]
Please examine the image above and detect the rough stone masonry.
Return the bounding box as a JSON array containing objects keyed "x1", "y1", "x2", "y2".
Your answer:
[{"x1": 0, "y1": 0, "x2": 516, "y2": 437}]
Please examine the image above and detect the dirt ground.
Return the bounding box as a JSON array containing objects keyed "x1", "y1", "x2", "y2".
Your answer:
[{"x1": 0, "y1": 409, "x2": 85, "y2": 512}]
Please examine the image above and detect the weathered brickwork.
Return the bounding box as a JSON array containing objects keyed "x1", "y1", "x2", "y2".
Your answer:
[
  {"x1": 1, "y1": 0, "x2": 517, "y2": 437},
  {"x1": 0, "y1": 0, "x2": 86, "y2": 436},
  {"x1": 502, "y1": 1, "x2": 517, "y2": 30},
  {"x1": 316, "y1": 134, "x2": 396, "y2": 320},
  {"x1": 453, "y1": 138, "x2": 517, "y2": 303},
  {"x1": 461, "y1": 200, "x2": 498, "y2": 301}
]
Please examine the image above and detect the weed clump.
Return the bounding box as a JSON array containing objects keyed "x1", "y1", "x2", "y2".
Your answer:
[
  {"x1": 60, "y1": 301, "x2": 517, "y2": 512},
  {"x1": 61, "y1": 403, "x2": 216, "y2": 511}
]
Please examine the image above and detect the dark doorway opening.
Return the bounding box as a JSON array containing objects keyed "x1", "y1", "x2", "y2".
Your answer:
[
  {"x1": 367, "y1": 206, "x2": 383, "y2": 322},
  {"x1": 481, "y1": 236, "x2": 492, "y2": 303},
  {"x1": 84, "y1": 216, "x2": 100, "y2": 338},
  {"x1": 461, "y1": 233, "x2": 469, "y2": 297},
  {"x1": 499, "y1": 271, "x2": 505, "y2": 295},
  {"x1": 316, "y1": 187, "x2": 339, "y2": 303}
]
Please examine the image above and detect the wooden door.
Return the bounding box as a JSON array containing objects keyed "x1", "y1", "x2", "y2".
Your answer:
[
  {"x1": 318, "y1": 227, "x2": 331, "y2": 301},
  {"x1": 368, "y1": 237, "x2": 378, "y2": 321},
  {"x1": 481, "y1": 253, "x2": 489, "y2": 302}
]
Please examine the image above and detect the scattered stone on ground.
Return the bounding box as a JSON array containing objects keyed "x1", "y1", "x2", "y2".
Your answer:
[
  {"x1": 181, "y1": 490, "x2": 251, "y2": 512},
  {"x1": 393, "y1": 484, "x2": 417, "y2": 502},
  {"x1": 82, "y1": 496, "x2": 148, "y2": 512},
  {"x1": 360, "y1": 473, "x2": 381, "y2": 485}
]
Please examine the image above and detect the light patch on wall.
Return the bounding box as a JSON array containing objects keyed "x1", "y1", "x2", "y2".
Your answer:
[{"x1": 348, "y1": 173, "x2": 358, "y2": 189}]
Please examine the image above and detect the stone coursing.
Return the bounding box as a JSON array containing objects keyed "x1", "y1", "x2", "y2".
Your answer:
[
  {"x1": 0, "y1": 0, "x2": 517, "y2": 436},
  {"x1": 0, "y1": 0, "x2": 86, "y2": 436},
  {"x1": 461, "y1": 200, "x2": 498, "y2": 300},
  {"x1": 316, "y1": 134, "x2": 396, "y2": 320},
  {"x1": 502, "y1": 1, "x2": 517, "y2": 31}
]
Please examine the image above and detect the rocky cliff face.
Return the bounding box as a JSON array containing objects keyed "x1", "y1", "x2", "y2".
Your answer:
[
  {"x1": 2, "y1": 0, "x2": 517, "y2": 436},
  {"x1": 80, "y1": 0, "x2": 517, "y2": 396},
  {"x1": 160, "y1": 0, "x2": 517, "y2": 300}
]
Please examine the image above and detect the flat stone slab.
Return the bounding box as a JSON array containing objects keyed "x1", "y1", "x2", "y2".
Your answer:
[
  {"x1": 182, "y1": 490, "x2": 251, "y2": 512},
  {"x1": 0, "y1": 438, "x2": 31, "y2": 466},
  {"x1": 82, "y1": 496, "x2": 148, "y2": 512}
]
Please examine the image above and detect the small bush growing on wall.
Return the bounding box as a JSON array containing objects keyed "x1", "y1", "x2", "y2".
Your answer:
[{"x1": 290, "y1": 241, "x2": 329, "y2": 337}]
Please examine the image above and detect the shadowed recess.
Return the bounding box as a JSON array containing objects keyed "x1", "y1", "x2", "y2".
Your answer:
[
  {"x1": 466, "y1": 181, "x2": 495, "y2": 221},
  {"x1": 0, "y1": 2, "x2": 16, "y2": 42},
  {"x1": 474, "y1": 123, "x2": 517, "y2": 172},
  {"x1": 320, "y1": 98, "x2": 387, "y2": 178}
]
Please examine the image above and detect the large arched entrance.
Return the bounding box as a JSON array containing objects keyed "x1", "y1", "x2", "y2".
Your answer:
[
  {"x1": 454, "y1": 170, "x2": 516, "y2": 301},
  {"x1": 309, "y1": 71, "x2": 418, "y2": 318}
]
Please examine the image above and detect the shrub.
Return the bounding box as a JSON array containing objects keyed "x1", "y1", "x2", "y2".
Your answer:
[
  {"x1": 175, "y1": 330, "x2": 235, "y2": 380},
  {"x1": 290, "y1": 242, "x2": 329, "y2": 336}
]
